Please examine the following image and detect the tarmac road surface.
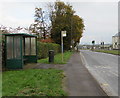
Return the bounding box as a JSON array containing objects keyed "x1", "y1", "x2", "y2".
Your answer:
[{"x1": 80, "y1": 50, "x2": 118, "y2": 96}]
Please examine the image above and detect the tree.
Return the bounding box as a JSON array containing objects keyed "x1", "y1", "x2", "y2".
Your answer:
[
  {"x1": 0, "y1": 25, "x2": 7, "y2": 34},
  {"x1": 48, "y1": 1, "x2": 85, "y2": 50},
  {"x1": 29, "y1": 1, "x2": 85, "y2": 48},
  {"x1": 71, "y1": 15, "x2": 84, "y2": 47},
  {"x1": 92, "y1": 40, "x2": 95, "y2": 45},
  {"x1": 29, "y1": 7, "x2": 49, "y2": 39}
]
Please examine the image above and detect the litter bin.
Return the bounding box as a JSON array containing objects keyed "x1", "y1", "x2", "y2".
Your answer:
[{"x1": 49, "y1": 50, "x2": 54, "y2": 63}]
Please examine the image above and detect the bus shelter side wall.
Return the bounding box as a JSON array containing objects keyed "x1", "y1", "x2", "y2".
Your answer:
[
  {"x1": 5, "y1": 35, "x2": 37, "y2": 69},
  {"x1": 5, "y1": 36, "x2": 23, "y2": 69}
]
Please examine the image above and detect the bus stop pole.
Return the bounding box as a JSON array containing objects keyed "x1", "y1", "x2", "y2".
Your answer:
[{"x1": 61, "y1": 31, "x2": 63, "y2": 62}]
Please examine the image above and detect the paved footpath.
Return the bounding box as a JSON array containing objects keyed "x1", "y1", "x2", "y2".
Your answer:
[{"x1": 63, "y1": 52, "x2": 108, "y2": 96}]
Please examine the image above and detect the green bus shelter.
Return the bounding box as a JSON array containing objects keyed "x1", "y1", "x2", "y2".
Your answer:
[{"x1": 4, "y1": 33, "x2": 37, "y2": 69}]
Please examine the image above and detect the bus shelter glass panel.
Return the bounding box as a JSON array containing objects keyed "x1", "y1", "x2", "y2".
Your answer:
[
  {"x1": 31, "y1": 38, "x2": 36, "y2": 55},
  {"x1": 7, "y1": 36, "x2": 13, "y2": 59},
  {"x1": 14, "y1": 36, "x2": 21, "y2": 59},
  {"x1": 25, "y1": 38, "x2": 30, "y2": 55}
]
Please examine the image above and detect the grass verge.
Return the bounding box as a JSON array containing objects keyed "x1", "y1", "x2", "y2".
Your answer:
[
  {"x1": 94, "y1": 50, "x2": 120, "y2": 55},
  {"x1": 2, "y1": 69, "x2": 67, "y2": 96},
  {"x1": 38, "y1": 51, "x2": 73, "y2": 64}
]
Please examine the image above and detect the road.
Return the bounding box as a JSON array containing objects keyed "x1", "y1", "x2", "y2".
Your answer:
[{"x1": 80, "y1": 50, "x2": 118, "y2": 96}]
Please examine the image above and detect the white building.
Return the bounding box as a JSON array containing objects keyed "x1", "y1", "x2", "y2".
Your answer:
[{"x1": 112, "y1": 33, "x2": 120, "y2": 49}]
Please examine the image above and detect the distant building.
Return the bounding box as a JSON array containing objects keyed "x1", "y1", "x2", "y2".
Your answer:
[
  {"x1": 100, "y1": 44, "x2": 112, "y2": 50},
  {"x1": 112, "y1": 33, "x2": 120, "y2": 49},
  {"x1": 79, "y1": 44, "x2": 112, "y2": 50}
]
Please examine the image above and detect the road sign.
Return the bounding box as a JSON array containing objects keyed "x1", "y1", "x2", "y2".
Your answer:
[
  {"x1": 92, "y1": 40, "x2": 95, "y2": 44},
  {"x1": 62, "y1": 31, "x2": 66, "y2": 37}
]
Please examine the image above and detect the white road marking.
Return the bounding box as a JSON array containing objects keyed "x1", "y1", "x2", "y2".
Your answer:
[
  {"x1": 102, "y1": 83, "x2": 109, "y2": 86},
  {"x1": 109, "y1": 71, "x2": 118, "y2": 77}
]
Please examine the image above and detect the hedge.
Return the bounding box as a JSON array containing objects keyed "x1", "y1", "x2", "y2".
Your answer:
[{"x1": 37, "y1": 42, "x2": 60, "y2": 59}]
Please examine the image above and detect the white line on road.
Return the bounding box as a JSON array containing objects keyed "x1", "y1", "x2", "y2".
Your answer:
[{"x1": 109, "y1": 71, "x2": 118, "y2": 77}]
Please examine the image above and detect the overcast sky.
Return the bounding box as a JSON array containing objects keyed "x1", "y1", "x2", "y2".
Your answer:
[
  {"x1": 0, "y1": 0, "x2": 119, "y2": 45},
  {"x1": 72, "y1": 2, "x2": 118, "y2": 44}
]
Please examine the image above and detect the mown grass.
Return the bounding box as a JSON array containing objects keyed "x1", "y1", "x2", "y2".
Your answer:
[
  {"x1": 38, "y1": 51, "x2": 73, "y2": 64},
  {"x1": 95, "y1": 50, "x2": 120, "y2": 55},
  {"x1": 2, "y1": 69, "x2": 67, "y2": 96}
]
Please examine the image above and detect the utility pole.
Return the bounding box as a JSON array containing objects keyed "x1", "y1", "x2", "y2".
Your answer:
[
  {"x1": 41, "y1": 11, "x2": 46, "y2": 39},
  {"x1": 103, "y1": 42, "x2": 104, "y2": 49},
  {"x1": 70, "y1": 14, "x2": 73, "y2": 51},
  {"x1": 101, "y1": 42, "x2": 104, "y2": 49}
]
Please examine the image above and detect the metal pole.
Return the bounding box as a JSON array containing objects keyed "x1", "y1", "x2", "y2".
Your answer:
[
  {"x1": 71, "y1": 16, "x2": 72, "y2": 50},
  {"x1": 41, "y1": 11, "x2": 46, "y2": 39},
  {"x1": 61, "y1": 31, "x2": 63, "y2": 62}
]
